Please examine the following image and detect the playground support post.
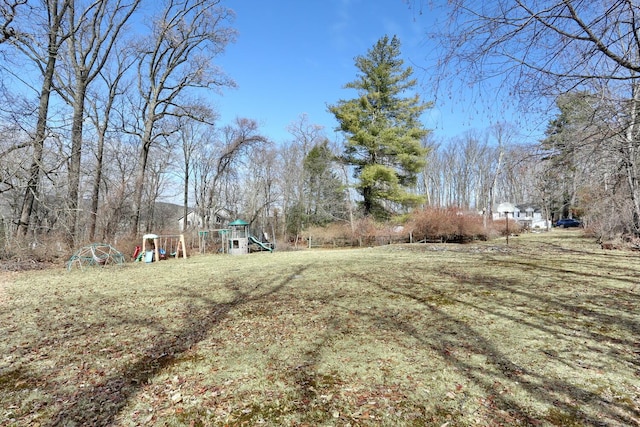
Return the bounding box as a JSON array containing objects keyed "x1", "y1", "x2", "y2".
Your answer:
[{"x1": 142, "y1": 234, "x2": 187, "y2": 262}]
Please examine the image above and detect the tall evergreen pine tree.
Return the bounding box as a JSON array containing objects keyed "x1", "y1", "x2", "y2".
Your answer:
[{"x1": 329, "y1": 35, "x2": 431, "y2": 219}]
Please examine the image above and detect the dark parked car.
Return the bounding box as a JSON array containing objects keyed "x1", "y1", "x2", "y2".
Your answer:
[{"x1": 556, "y1": 218, "x2": 581, "y2": 228}]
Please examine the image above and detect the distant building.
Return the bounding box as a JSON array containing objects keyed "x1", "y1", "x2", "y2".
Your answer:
[
  {"x1": 178, "y1": 208, "x2": 232, "y2": 231},
  {"x1": 493, "y1": 204, "x2": 551, "y2": 230}
]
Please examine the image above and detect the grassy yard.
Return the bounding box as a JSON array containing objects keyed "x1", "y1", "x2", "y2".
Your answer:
[{"x1": 0, "y1": 231, "x2": 639, "y2": 426}]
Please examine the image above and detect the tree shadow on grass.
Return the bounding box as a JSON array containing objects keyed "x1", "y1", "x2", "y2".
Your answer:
[
  {"x1": 433, "y1": 262, "x2": 640, "y2": 347},
  {"x1": 284, "y1": 315, "x2": 346, "y2": 424},
  {"x1": 348, "y1": 269, "x2": 640, "y2": 426},
  {"x1": 44, "y1": 265, "x2": 309, "y2": 427},
  {"x1": 487, "y1": 252, "x2": 640, "y2": 290}
]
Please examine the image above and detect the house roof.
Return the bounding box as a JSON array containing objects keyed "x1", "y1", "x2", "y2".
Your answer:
[
  {"x1": 177, "y1": 208, "x2": 232, "y2": 221},
  {"x1": 515, "y1": 204, "x2": 542, "y2": 212}
]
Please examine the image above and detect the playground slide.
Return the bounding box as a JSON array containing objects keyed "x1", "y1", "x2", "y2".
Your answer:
[{"x1": 249, "y1": 235, "x2": 273, "y2": 252}]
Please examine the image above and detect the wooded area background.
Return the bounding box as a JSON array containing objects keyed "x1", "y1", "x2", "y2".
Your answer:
[{"x1": 1, "y1": 0, "x2": 639, "y2": 256}]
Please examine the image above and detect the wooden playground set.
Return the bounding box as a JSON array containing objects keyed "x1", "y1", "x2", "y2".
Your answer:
[
  {"x1": 67, "y1": 220, "x2": 273, "y2": 270},
  {"x1": 133, "y1": 233, "x2": 188, "y2": 263},
  {"x1": 197, "y1": 219, "x2": 273, "y2": 255},
  {"x1": 134, "y1": 220, "x2": 272, "y2": 262}
]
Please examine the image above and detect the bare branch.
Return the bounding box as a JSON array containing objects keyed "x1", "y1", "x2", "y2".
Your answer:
[
  {"x1": 0, "y1": 0, "x2": 26, "y2": 43},
  {"x1": 432, "y1": 0, "x2": 640, "y2": 102}
]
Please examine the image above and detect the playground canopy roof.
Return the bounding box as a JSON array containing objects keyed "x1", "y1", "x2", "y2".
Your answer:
[{"x1": 228, "y1": 219, "x2": 249, "y2": 226}]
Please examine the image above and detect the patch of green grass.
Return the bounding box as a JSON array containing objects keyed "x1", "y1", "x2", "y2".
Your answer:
[
  {"x1": 544, "y1": 407, "x2": 585, "y2": 426},
  {"x1": 0, "y1": 230, "x2": 639, "y2": 426},
  {"x1": 0, "y1": 367, "x2": 32, "y2": 391}
]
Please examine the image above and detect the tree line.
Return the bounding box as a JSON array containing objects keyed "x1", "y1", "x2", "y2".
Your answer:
[
  {"x1": 1, "y1": 0, "x2": 638, "y2": 257},
  {"x1": 1, "y1": 0, "x2": 242, "y2": 245},
  {"x1": 425, "y1": 0, "x2": 640, "y2": 240}
]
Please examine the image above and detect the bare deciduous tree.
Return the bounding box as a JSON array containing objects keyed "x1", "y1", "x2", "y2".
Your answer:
[
  {"x1": 242, "y1": 143, "x2": 278, "y2": 230},
  {"x1": 98, "y1": 137, "x2": 137, "y2": 241},
  {"x1": 0, "y1": 0, "x2": 26, "y2": 43},
  {"x1": 54, "y1": 0, "x2": 140, "y2": 243},
  {"x1": 202, "y1": 118, "x2": 268, "y2": 228},
  {"x1": 425, "y1": 0, "x2": 640, "y2": 234},
  {"x1": 174, "y1": 117, "x2": 211, "y2": 231},
  {"x1": 431, "y1": 1, "x2": 640, "y2": 98},
  {"x1": 11, "y1": 0, "x2": 70, "y2": 237},
  {"x1": 85, "y1": 46, "x2": 135, "y2": 241},
  {"x1": 128, "y1": 0, "x2": 236, "y2": 236},
  {"x1": 485, "y1": 122, "x2": 512, "y2": 218}
]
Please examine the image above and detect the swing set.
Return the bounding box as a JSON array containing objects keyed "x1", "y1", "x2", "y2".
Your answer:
[{"x1": 136, "y1": 234, "x2": 187, "y2": 263}]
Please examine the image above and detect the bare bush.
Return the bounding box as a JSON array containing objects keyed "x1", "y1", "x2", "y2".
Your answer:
[
  {"x1": 408, "y1": 208, "x2": 488, "y2": 243},
  {"x1": 1, "y1": 232, "x2": 73, "y2": 265},
  {"x1": 113, "y1": 235, "x2": 143, "y2": 261},
  {"x1": 577, "y1": 185, "x2": 636, "y2": 243},
  {"x1": 302, "y1": 218, "x2": 411, "y2": 248},
  {"x1": 491, "y1": 218, "x2": 522, "y2": 238},
  {"x1": 303, "y1": 222, "x2": 358, "y2": 248}
]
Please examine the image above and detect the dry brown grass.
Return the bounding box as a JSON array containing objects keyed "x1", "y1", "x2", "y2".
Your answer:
[{"x1": 0, "y1": 230, "x2": 639, "y2": 426}]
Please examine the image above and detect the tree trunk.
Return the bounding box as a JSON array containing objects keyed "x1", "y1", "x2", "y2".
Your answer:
[
  {"x1": 624, "y1": 84, "x2": 640, "y2": 234},
  {"x1": 67, "y1": 80, "x2": 88, "y2": 244},
  {"x1": 16, "y1": 28, "x2": 60, "y2": 236},
  {"x1": 131, "y1": 141, "x2": 151, "y2": 236},
  {"x1": 183, "y1": 164, "x2": 189, "y2": 231},
  {"x1": 88, "y1": 121, "x2": 105, "y2": 241},
  {"x1": 362, "y1": 185, "x2": 373, "y2": 216}
]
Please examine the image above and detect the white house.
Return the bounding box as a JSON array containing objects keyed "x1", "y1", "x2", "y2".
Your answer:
[
  {"x1": 492, "y1": 204, "x2": 551, "y2": 230},
  {"x1": 178, "y1": 208, "x2": 232, "y2": 231}
]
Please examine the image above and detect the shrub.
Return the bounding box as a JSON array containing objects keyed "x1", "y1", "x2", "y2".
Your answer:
[
  {"x1": 492, "y1": 218, "x2": 522, "y2": 237},
  {"x1": 1, "y1": 232, "x2": 73, "y2": 266},
  {"x1": 300, "y1": 218, "x2": 411, "y2": 248},
  {"x1": 408, "y1": 207, "x2": 489, "y2": 243},
  {"x1": 303, "y1": 222, "x2": 360, "y2": 248}
]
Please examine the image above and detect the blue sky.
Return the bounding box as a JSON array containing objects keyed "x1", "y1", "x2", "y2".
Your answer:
[{"x1": 215, "y1": 1, "x2": 546, "y2": 144}]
